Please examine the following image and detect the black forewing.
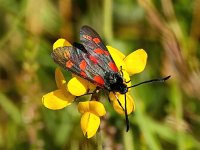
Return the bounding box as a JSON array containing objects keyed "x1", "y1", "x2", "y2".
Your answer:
[
  {"x1": 80, "y1": 25, "x2": 119, "y2": 73},
  {"x1": 51, "y1": 46, "x2": 107, "y2": 87}
]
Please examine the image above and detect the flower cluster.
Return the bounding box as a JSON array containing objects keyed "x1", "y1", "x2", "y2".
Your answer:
[{"x1": 42, "y1": 39, "x2": 147, "y2": 138}]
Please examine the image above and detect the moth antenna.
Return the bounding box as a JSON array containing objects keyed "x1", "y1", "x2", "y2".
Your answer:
[
  {"x1": 128, "y1": 75, "x2": 171, "y2": 89},
  {"x1": 113, "y1": 92, "x2": 129, "y2": 131},
  {"x1": 125, "y1": 93, "x2": 129, "y2": 132},
  {"x1": 107, "y1": 92, "x2": 111, "y2": 103}
]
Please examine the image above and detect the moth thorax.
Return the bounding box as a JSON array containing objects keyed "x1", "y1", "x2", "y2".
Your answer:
[
  {"x1": 105, "y1": 72, "x2": 128, "y2": 94},
  {"x1": 118, "y1": 83, "x2": 128, "y2": 94}
]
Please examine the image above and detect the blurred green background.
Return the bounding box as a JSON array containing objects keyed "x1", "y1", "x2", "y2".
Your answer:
[{"x1": 1, "y1": 0, "x2": 200, "y2": 149}]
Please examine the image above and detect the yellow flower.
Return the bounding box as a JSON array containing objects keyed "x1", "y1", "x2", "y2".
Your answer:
[
  {"x1": 42, "y1": 67, "x2": 75, "y2": 110},
  {"x1": 106, "y1": 46, "x2": 147, "y2": 115},
  {"x1": 67, "y1": 74, "x2": 96, "y2": 96},
  {"x1": 124, "y1": 49, "x2": 147, "y2": 75},
  {"x1": 42, "y1": 38, "x2": 148, "y2": 138},
  {"x1": 109, "y1": 92, "x2": 135, "y2": 115},
  {"x1": 78, "y1": 101, "x2": 106, "y2": 138},
  {"x1": 42, "y1": 39, "x2": 76, "y2": 110}
]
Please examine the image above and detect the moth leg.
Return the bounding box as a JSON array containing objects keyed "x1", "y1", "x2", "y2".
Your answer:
[
  {"x1": 113, "y1": 92, "x2": 129, "y2": 131},
  {"x1": 120, "y1": 66, "x2": 124, "y2": 77},
  {"x1": 106, "y1": 91, "x2": 111, "y2": 102},
  {"x1": 125, "y1": 80, "x2": 131, "y2": 83},
  {"x1": 113, "y1": 92, "x2": 125, "y2": 111},
  {"x1": 90, "y1": 87, "x2": 101, "y2": 101},
  {"x1": 120, "y1": 66, "x2": 130, "y2": 83}
]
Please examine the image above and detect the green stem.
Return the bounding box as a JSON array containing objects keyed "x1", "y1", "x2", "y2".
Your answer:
[
  {"x1": 97, "y1": 129, "x2": 102, "y2": 150},
  {"x1": 0, "y1": 0, "x2": 27, "y2": 48},
  {"x1": 171, "y1": 84, "x2": 184, "y2": 150},
  {"x1": 103, "y1": 0, "x2": 113, "y2": 43},
  {"x1": 135, "y1": 100, "x2": 161, "y2": 150}
]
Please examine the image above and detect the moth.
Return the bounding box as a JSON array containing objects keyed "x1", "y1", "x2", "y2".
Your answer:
[{"x1": 51, "y1": 25, "x2": 170, "y2": 131}]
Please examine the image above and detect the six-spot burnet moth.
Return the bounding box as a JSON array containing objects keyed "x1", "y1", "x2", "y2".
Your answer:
[{"x1": 51, "y1": 25, "x2": 170, "y2": 131}]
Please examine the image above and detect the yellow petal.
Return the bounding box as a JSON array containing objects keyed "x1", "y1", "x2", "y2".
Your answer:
[
  {"x1": 80, "y1": 112, "x2": 100, "y2": 138},
  {"x1": 90, "y1": 101, "x2": 106, "y2": 116},
  {"x1": 59, "y1": 82, "x2": 75, "y2": 98},
  {"x1": 42, "y1": 89, "x2": 74, "y2": 110},
  {"x1": 124, "y1": 49, "x2": 147, "y2": 75},
  {"x1": 53, "y1": 38, "x2": 72, "y2": 50},
  {"x1": 109, "y1": 92, "x2": 118, "y2": 102},
  {"x1": 122, "y1": 70, "x2": 131, "y2": 88},
  {"x1": 55, "y1": 67, "x2": 66, "y2": 89},
  {"x1": 89, "y1": 101, "x2": 106, "y2": 116},
  {"x1": 109, "y1": 92, "x2": 135, "y2": 115},
  {"x1": 78, "y1": 101, "x2": 90, "y2": 114},
  {"x1": 72, "y1": 74, "x2": 97, "y2": 90},
  {"x1": 107, "y1": 46, "x2": 127, "y2": 70},
  {"x1": 78, "y1": 101, "x2": 106, "y2": 116},
  {"x1": 107, "y1": 46, "x2": 125, "y2": 59},
  {"x1": 87, "y1": 81, "x2": 97, "y2": 90},
  {"x1": 67, "y1": 76, "x2": 88, "y2": 96}
]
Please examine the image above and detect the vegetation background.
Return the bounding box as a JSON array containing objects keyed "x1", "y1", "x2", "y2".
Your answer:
[{"x1": 0, "y1": 0, "x2": 200, "y2": 149}]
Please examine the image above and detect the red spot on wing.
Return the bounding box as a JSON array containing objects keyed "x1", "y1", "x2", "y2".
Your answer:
[
  {"x1": 94, "y1": 48, "x2": 104, "y2": 54},
  {"x1": 79, "y1": 60, "x2": 87, "y2": 70},
  {"x1": 104, "y1": 51, "x2": 110, "y2": 56},
  {"x1": 80, "y1": 71, "x2": 87, "y2": 77},
  {"x1": 89, "y1": 55, "x2": 98, "y2": 64},
  {"x1": 93, "y1": 38, "x2": 100, "y2": 44},
  {"x1": 94, "y1": 48, "x2": 110, "y2": 56},
  {"x1": 66, "y1": 60, "x2": 73, "y2": 68},
  {"x1": 108, "y1": 62, "x2": 118, "y2": 72},
  {"x1": 93, "y1": 76, "x2": 105, "y2": 85},
  {"x1": 64, "y1": 51, "x2": 70, "y2": 59},
  {"x1": 83, "y1": 35, "x2": 92, "y2": 40}
]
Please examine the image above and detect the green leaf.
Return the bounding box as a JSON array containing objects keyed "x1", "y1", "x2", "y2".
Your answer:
[{"x1": 0, "y1": 93, "x2": 21, "y2": 124}]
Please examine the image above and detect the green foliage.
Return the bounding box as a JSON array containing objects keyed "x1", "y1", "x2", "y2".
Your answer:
[{"x1": 0, "y1": 0, "x2": 200, "y2": 149}]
